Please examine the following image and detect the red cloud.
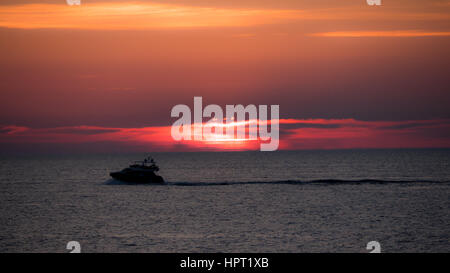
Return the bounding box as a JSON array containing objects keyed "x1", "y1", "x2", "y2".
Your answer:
[{"x1": 1, "y1": 119, "x2": 450, "y2": 152}]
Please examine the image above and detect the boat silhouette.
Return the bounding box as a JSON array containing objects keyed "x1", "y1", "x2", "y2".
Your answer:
[{"x1": 110, "y1": 157, "x2": 165, "y2": 184}]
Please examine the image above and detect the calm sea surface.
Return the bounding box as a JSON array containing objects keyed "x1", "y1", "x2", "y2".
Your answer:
[{"x1": 0, "y1": 149, "x2": 449, "y2": 252}]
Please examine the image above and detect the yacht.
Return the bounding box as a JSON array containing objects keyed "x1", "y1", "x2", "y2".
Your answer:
[{"x1": 110, "y1": 157, "x2": 165, "y2": 184}]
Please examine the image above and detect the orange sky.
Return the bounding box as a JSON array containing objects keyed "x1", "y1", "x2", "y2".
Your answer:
[
  {"x1": 0, "y1": 0, "x2": 450, "y2": 152},
  {"x1": 1, "y1": 1, "x2": 450, "y2": 30}
]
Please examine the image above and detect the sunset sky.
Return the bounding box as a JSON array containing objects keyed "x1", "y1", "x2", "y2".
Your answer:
[{"x1": 1, "y1": 0, "x2": 450, "y2": 153}]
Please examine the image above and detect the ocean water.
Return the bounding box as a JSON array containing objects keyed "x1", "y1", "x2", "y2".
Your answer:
[{"x1": 0, "y1": 149, "x2": 449, "y2": 252}]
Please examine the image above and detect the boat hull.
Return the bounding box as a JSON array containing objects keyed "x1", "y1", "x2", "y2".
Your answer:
[{"x1": 110, "y1": 171, "x2": 165, "y2": 184}]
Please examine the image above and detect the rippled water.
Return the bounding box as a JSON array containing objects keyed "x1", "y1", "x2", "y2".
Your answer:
[{"x1": 0, "y1": 149, "x2": 449, "y2": 252}]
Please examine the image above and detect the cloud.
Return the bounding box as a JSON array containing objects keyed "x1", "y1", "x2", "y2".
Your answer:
[
  {"x1": 1, "y1": 2, "x2": 449, "y2": 30},
  {"x1": 279, "y1": 119, "x2": 450, "y2": 150},
  {"x1": 0, "y1": 125, "x2": 29, "y2": 135},
  {"x1": 1, "y1": 118, "x2": 450, "y2": 153},
  {"x1": 311, "y1": 30, "x2": 450, "y2": 37},
  {"x1": 0, "y1": 3, "x2": 305, "y2": 30}
]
